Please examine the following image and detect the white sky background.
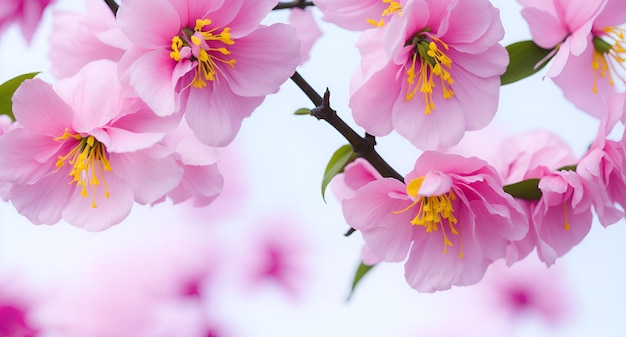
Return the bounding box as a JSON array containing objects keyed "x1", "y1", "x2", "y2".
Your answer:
[{"x1": 0, "y1": 0, "x2": 625, "y2": 336}]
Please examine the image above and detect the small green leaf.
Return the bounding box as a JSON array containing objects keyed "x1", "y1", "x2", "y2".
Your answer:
[
  {"x1": 321, "y1": 144, "x2": 357, "y2": 201},
  {"x1": 503, "y1": 178, "x2": 542, "y2": 200},
  {"x1": 347, "y1": 262, "x2": 375, "y2": 300},
  {"x1": 0, "y1": 72, "x2": 39, "y2": 121},
  {"x1": 501, "y1": 41, "x2": 554, "y2": 85},
  {"x1": 294, "y1": 107, "x2": 311, "y2": 115}
]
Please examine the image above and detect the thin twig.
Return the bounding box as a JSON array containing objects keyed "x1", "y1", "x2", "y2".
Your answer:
[
  {"x1": 290, "y1": 72, "x2": 404, "y2": 182},
  {"x1": 104, "y1": 0, "x2": 119, "y2": 15},
  {"x1": 274, "y1": 0, "x2": 315, "y2": 10}
]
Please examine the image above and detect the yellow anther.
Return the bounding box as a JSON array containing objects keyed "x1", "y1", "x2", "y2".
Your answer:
[{"x1": 394, "y1": 177, "x2": 462, "y2": 257}]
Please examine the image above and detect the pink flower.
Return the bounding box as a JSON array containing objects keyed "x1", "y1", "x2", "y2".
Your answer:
[
  {"x1": 48, "y1": 0, "x2": 132, "y2": 79},
  {"x1": 117, "y1": 0, "x2": 301, "y2": 146},
  {"x1": 242, "y1": 216, "x2": 311, "y2": 299},
  {"x1": 519, "y1": 0, "x2": 626, "y2": 117},
  {"x1": 577, "y1": 93, "x2": 626, "y2": 227},
  {"x1": 314, "y1": 0, "x2": 404, "y2": 31},
  {"x1": 481, "y1": 258, "x2": 573, "y2": 327},
  {"x1": 156, "y1": 119, "x2": 224, "y2": 207},
  {"x1": 0, "y1": 0, "x2": 55, "y2": 42},
  {"x1": 342, "y1": 152, "x2": 528, "y2": 292},
  {"x1": 490, "y1": 131, "x2": 593, "y2": 266},
  {"x1": 289, "y1": 8, "x2": 322, "y2": 65},
  {"x1": 0, "y1": 277, "x2": 39, "y2": 337},
  {"x1": 350, "y1": 0, "x2": 508, "y2": 150},
  {"x1": 0, "y1": 60, "x2": 182, "y2": 231}
]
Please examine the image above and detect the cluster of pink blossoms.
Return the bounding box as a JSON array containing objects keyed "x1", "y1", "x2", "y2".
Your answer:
[
  {"x1": 0, "y1": 0, "x2": 302, "y2": 230},
  {"x1": 320, "y1": 0, "x2": 626, "y2": 292}
]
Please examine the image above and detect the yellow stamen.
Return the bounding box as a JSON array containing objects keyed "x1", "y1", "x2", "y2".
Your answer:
[
  {"x1": 563, "y1": 203, "x2": 570, "y2": 231},
  {"x1": 54, "y1": 129, "x2": 112, "y2": 208},
  {"x1": 405, "y1": 37, "x2": 454, "y2": 114},
  {"x1": 592, "y1": 26, "x2": 626, "y2": 93},
  {"x1": 394, "y1": 177, "x2": 462, "y2": 257},
  {"x1": 367, "y1": 0, "x2": 402, "y2": 27},
  {"x1": 169, "y1": 18, "x2": 236, "y2": 88}
]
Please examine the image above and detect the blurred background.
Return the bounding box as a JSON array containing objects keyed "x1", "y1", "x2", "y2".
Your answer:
[{"x1": 0, "y1": 0, "x2": 625, "y2": 336}]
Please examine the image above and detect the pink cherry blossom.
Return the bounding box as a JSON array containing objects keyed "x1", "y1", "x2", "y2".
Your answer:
[
  {"x1": 489, "y1": 130, "x2": 593, "y2": 266},
  {"x1": 519, "y1": 0, "x2": 626, "y2": 117},
  {"x1": 48, "y1": 0, "x2": 132, "y2": 79},
  {"x1": 350, "y1": 0, "x2": 508, "y2": 150},
  {"x1": 0, "y1": 60, "x2": 183, "y2": 231},
  {"x1": 289, "y1": 8, "x2": 322, "y2": 65},
  {"x1": 342, "y1": 152, "x2": 528, "y2": 292},
  {"x1": 117, "y1": 0, "x2": 301, "y2": 146},
  {"x1": 314, "y1": 0, "x2": 404, "y2": 31},
  {"x1": 0, "y1": 0, "x2": 55, "y2": 42}
]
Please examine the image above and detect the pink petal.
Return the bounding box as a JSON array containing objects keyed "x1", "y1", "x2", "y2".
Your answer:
[
  {"x1": 289, "y1": 8, "x2": 322, "y2": 65},
  {"x1": 62, "y1": 174, "x2": 135, "y2": 231},
  {"x1": 128, "y1": 49, "x2": 181, "y2": 117},
  {"x1": 109, "y1": 146, "x2": 183, "y2": 205},
  {"x1": 0, "y1": 129, "x2": 61, "y2": 184},
  {"x1": 9, "y1": 167, "x2": 76, "y2": 225},
  {"x1": 521, "y1": 7, "x2": 568, "y2": 49},
  {"x1": 342, "y1": 178, "x2": 414, "y2": 262},
  {"x1": 167, "y1": 163, "x2": 223, "y2": 206},
  {"x1": 54, "y1": 60, "x2": 123, "y2": 133},
  {"x1": 117, "y1": 0, "x2": 181, "y2": 49},
  {"x1": 184, "y1": 83, "x2": 263, "y2": 146},
  {"x1": 12, "y1": 79, "x2": 73, "y2": 136},
  {"x1": 210, "y1": 0, "x2": 277, "y2": 37},
  {"x1": 221, "y1": 24, "x2": 300, "y2": 97}
]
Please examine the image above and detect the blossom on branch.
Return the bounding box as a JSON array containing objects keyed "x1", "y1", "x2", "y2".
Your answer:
[
  {"x1": 350, "y1": 0, "x2": 508, "y2": 150},
  {"x1": 519, "y1": 0, "x2": 626, "y2": 117},
  {"x1": 0, "y1": 61, "x2": 183, "y2": 231},
  {"x1": 117, "y1": 0, "x2": 301, "y2": 146},
  {"x1": 342, "y1": 152, "x2": 528, "y2": 292}
]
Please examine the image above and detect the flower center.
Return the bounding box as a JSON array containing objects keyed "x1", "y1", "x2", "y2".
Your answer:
[
  {"x1": 394, "y1": 176, "x2": 462, "y2": 257},
  {"x1": 591, "y1": 27, "x2": 626, "y2": 93},
  {"x1": 367, "y1": 0, "x2": 403, "y2": 27},
  {"x1": 405, "y1": 34, "x2": 454, "y2": 114},
  {"x1": 170, "y1": 19, "x2": 236, "y2": 89},
  {"x1": 54, "y1": 129, "x2": 112, "y2": 208}
]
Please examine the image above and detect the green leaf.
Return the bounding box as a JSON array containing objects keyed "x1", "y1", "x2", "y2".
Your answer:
[
  {"x1": 503, "y1": 178, "x2": 542, "y2": 200},
  {"x1": 501, "y1": 41, "x2": 554, "y2": 85},
  {"x1": 321, "y1": 144, "x2": 357, "y2": 201},
  {"x1": 347, "y1": 262, "x2": 375, "y2": 300},
  {"x1": 294, "y1": 107, "x2": 311, "y2": 115},
  {"x1": 0, "y1": 72, "x2": 39, "y2": 121}
]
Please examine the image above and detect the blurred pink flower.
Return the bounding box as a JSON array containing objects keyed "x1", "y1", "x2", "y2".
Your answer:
[
  {"x1": 38, "y1": 226, "x2": 221, "y2": 337},
  {"x1": 350, "y1": 0, "x2": 508, "y2": 150},
  {"x1": 481, "y1": 258, "x2": 573, "y2": 327},
  {"x1": 289, "y1": 8, "x2": 322, "y2": 65},
  {"x1": 243, "y1": 216, "x2": 312, "y2": 299},
  {"x1": 0, "y1": 277, "x2": 39, "y2": 337},
  {"x1": 48, "y1": 0, "x2": 131, "y2": 79},
  {"x1": 342, "y1": 152, "x2": 528, "y2": 292},
  {"x1": 0, "y1": 61, "x2": 182, "y2": 231},
  {"x1": 0, "y1": 0, "x2": 54, "y2": 42},
  {"x1": 117, "y1": 0, "x2": 301, "y2": 146},
  {"x1": 314, "y1": 0, "x2": 404, "y2": 31},
  {"x1": 519, "y1": 0, "x2": 626, "y2": 117}
]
